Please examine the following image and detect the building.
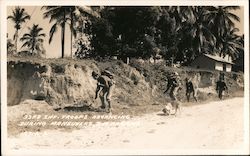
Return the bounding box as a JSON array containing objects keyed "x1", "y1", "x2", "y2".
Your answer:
[{"x1": 190, "y1": 54, "x2": 234, "y2": 72}]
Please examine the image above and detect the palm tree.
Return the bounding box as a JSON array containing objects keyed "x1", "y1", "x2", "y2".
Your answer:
[
  {"x1": 181, "y1": 7, "x2": 216, "y2": 61},
  {"x1": 7, "y1": 6, "x2": 30, "y2": 53},
  {"x1": 43, "y1": 6, "x2": 96, "y2": 58},
  {"x1": 42, "y1": 6, "x2": 71, "y2": 58},
  {"x1": 207, "y1": 6, "x2": 240, "y2": 37},
  {"x1": 168, "y1": 6, "x2": 196, "y2": 25},
  {"x1": 20, "y1": 24, "x2": 46, "y2": 56},
  {"x1": 67, "y1": 6, "x2": 97, "y2": 58},
  {"x1": 219, "y1": 27, "x2": 242, "y2": 60},
  {"x1": 206, "y1": 6, "x2": 240, "y2": 57},
  {"x1": 70, "y1": 6, "x2": 101, "y2": 58}
]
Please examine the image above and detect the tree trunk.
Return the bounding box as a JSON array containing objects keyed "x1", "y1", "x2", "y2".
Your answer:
[
  {"x1": 70, "y1": 11, "x2": 73, "y2": 58},
  {"x1": 61, "y1": 23, "x2": 65, "y2": 58},
  {"x1": 70, "y1": 29, "x2": 73, "y2": 58},
  {"x1": 15, "y1": 30, "x2": 18, "y2": 54},
  {"x1": 61, "y1": 11, "x2": 66, "y2": 58},
  {"x1": 31, "y1": 48, "x2": 34, "y2": 55},
  {"x1": 171, "y1": 55, "x2": 174, "y2": 67}
]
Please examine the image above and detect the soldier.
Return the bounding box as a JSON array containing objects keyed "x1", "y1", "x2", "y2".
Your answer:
[
  {"x1": 164, "y1": 72, "x2": 181, "y2": 101},
  {"x1": 185, "y1": 77, "x2": 198, "y2": 102},
  {"x1": 92, "y1": 70, "x2": 114, "y2": 113},
  {"x1": 164, "y1": 73, "x2": 174, "y2": 94},
  {"x1": 216, "y1": 77, "x2": 228, "y2": 100}
]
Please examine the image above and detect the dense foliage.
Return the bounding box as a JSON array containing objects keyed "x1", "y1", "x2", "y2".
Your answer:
[
  {"x1": 87, "y1": 6, "x2": 243, "y2": 64},
  {"x1": 8, "y1": 6, "x2": 244, "y2": 65}
]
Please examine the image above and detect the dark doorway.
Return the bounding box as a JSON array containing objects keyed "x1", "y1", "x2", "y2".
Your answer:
[{"x1": 223, "y1": 63, "x2": 226, "y2": 71}]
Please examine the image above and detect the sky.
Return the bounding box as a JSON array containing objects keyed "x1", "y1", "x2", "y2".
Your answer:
[
  {"x1": 7, "y1": 6, "x2": 71, "y2": 58},
  {"x1": 7, "y1": 6, "x2": 245, "y2": 58}
]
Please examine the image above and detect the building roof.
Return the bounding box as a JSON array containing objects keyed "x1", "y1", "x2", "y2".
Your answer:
[{"x1": 204, "y1": 54, "x2": 234, "y2": 65}]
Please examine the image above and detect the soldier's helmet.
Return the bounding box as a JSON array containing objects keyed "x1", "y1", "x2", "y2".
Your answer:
[{"x1": 92, "y1": 71, "x2": 99, "y2": 79}]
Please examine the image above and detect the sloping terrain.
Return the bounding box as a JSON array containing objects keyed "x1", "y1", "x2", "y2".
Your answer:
[{"x1": 7, "y1": 56, "x2": 244, "y2": 108}]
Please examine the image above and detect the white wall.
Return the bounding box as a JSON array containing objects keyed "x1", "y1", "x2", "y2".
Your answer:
[
  {"x1": 226, "y1": 64, "x2": 232, "y2": 72},
  {"x1": 215, "y1": 62, "x2": 223, "y2": 71}
]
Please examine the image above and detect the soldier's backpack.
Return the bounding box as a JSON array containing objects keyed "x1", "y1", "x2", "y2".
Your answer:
[{"x1": 101, "y1": 70, "x2": 114, "y2": 79}]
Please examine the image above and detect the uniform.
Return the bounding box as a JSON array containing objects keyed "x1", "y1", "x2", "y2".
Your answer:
[
  {"x1": 164, "y1": 75, "x2": 174, "y2": 94},
  {"x1": 165, "y1": 72, "x2": 181, "y2": 101},
  {"x1": 94, "y1": 71, "x2": 114, "y2": 112},
  {"x1": 169, "y1": 77, "x2": 181, "y2": 101},
  {"x1": 185, "y1": 78, "x2": 197, "y2": 102},
  {"x1": 216, "y1": 80, "x2": 227, "y2": 100}
]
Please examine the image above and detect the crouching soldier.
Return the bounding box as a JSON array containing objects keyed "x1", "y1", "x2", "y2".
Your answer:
[
  {"x1": 216, "y1": 77, "x2": 228, "y2": 100},
  {"x1": 163, "y1": 72, "x2": 182, "y2": 115},
  {"x1": 164, "y1": 72, "x2": 175, "y2": 94},
  {"x1": 92, "y1": 70, "x2": 114, "y2": 113},
  {"x1": 164, "y1": 72, "x2": 181, "y2": 101}
]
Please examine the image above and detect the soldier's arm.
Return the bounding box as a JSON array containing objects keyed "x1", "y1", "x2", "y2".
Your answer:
[{"x1": 164, "y1": 86, "x2": 170, "y2": 94}]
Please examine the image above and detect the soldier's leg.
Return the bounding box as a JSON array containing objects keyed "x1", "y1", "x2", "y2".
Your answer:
[
  {"x1": 99, "y1": 95, "x2": 105, "y2": 109},
  {"x1": 107, "y1": 98, "x2": 111, "y2": 112},
  {"x1": 165, "y1": 84, "x2": 171, "y2": 94},
  {"x1": 106, "y1": 85, "x2": 113, "y2": 109},
  {"x1": 170, "y1": 87, "x2": 178, "y2": 101},
  {"x1": 173, "y1": 87, "x2": 178, "y2": 101},
  {"x1": 103, "y1": 91, "x2": 109, "y2": 112},
  {"x1": 218, "y1": 90, "x2": 223, "y2": 99},
  {"x1": 169, "y1": 89, "x2": 175, "y2": 101},
  {"x1": 193, "y1": 90, "x2": 198, "y2": 102},
  {"x1": 186, "y1": 92, "x2": 190, "y2": 102}
]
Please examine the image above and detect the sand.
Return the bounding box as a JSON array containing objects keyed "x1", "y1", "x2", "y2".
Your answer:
[{"x1": 7, "y1": 97, "x2": 246, "y2": 154}]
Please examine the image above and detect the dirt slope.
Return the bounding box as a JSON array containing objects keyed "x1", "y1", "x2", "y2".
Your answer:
[
  {"x1": 7, "y1": 97, "x2": 245, "y2": 153},
  {"x1": 7, "y1": 56, "x2": 244, "y2": 109}
]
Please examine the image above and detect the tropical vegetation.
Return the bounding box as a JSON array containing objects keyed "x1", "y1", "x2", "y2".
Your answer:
[
  {"x1": 20, "y1": 24, "x2": 46, "y2": 56},
  {"x1": 7, "y1": 6, "x2": 244, "y2": 66},
  {"x1": 7, "y1": 6, "x2": 30, "y2": 53}
]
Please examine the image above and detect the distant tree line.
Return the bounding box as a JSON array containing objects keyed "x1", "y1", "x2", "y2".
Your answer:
[{"x1": 7, "y1": 6, "x2": 244, "y2": 65}]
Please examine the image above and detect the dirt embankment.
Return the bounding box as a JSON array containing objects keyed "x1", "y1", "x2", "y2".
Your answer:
[
  {"x1": 7, "y1": 57, "x2": 244, "y2": 136},
  {"x1": 8, "y1": 60, "x2": 97, "y2": 108},
  {"x1": 7, "y1": 57, "x2": 244, "y2": 109},
  {"x1": 7, "y1": 57, "x2": 160, "y2": 111}
]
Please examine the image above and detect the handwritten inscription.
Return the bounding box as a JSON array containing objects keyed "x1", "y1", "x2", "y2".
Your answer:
[{"x1": 18, "y1": 114, "x2": 133, "y2": 128}]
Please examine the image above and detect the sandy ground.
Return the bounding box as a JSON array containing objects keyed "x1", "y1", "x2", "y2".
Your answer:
[{"x1": 7, "y1": 97, "x2": 245, "y2": 153}]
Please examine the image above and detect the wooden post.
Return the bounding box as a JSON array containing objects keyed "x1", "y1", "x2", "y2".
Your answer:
[{"x1": 126, "y1": 57, "x2": 129, "y2": 64}]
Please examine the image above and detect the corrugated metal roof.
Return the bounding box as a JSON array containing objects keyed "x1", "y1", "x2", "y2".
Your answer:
[{"x1": 204, "y1": 54, "x2": 234, "y2": 64}]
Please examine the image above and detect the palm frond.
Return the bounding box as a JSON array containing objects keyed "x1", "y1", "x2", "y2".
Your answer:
[
  {"x1": 20, "y1": 15, "x2": 30, "y2": 22},
  {"x1": 38, "y1": 33, "x2": 46, "y2": 37},
  {"x1": 37, "y1": 38, "x2": 44, "y2": 42},
  {"x1": 227, "y1": 12, "x2": 240, "y2": 22},
  {"x1": 7, "y1": 15, "x2": 15, "y2": 20},
  {"x1": 21, "y1": 41, "x2": 31, "y2": 48},
  {"x1": 223, "y1": 6, "x2": 240, "y2": 11},
  {"x1": 20, "y1": 36, "x2": 31, "y2": 41},
  {"x1": 21, "y1": 33, "x2": 32, "y2": 37},
  {"x1": 49, "y1": 23, "x2": 58, "y2": 43}
]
